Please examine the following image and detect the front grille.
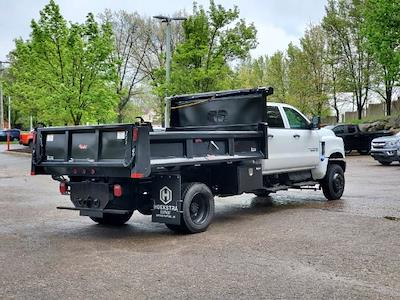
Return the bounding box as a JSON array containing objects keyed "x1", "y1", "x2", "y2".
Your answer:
[{"x1": 372, "y1": 142, "x2": 386, "y2": 149}]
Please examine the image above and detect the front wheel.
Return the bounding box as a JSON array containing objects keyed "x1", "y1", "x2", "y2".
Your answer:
[
  {"x1": 378, "y1": 161, "x2": 392, "y2": 166},
  {"x1": 253, "y1": 190, "x2": 271, "y2": 197},
  {"x1": 166, "y1": 182, "x2": 214, "y2": 234},
  {"x1": 358, "y1": 150, "x2": 369, "y2": 155},
  {"x1": 321, "y1": 164, "x2": 345, "y2": 200},
  {"x1": 90, "y1": 212, "x2": 133, "y2": 226}
]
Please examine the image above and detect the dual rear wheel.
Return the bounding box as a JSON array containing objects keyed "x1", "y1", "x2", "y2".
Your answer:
[{"x1": 166, "y1": 182, "x2": 215, "y2": 234}]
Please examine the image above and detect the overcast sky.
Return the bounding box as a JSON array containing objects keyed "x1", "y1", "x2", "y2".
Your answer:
[{"x1": 0, "y1": 0, "x2": 327, "y2": 61}]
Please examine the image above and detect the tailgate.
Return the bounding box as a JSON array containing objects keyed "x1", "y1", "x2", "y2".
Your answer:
[{"x1": 32, "y1": 125, "x2": 150, "y2": 178}]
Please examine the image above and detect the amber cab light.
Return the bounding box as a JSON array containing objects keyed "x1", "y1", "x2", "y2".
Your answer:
[
  {"x1": 113, "y1": 184, "x2": 123, "y2": 197},
  {"x1": 59, "y1": 182, "x2": 68, "y2": 195}
]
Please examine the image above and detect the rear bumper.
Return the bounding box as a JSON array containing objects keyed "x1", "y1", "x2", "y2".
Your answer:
[
  {"x1": 370, "y1": 149, "x2": 400, "y2": 162},
  {"x1": 57, "y1": 206, "x2": 133, "y2": 218}
]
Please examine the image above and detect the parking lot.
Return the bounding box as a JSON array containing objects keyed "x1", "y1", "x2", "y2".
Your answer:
[{"x1": 0, "y1": 145, "x2": 399, "y2": 299}]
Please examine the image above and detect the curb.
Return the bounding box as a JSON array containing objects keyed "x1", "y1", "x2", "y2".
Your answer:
[{"x1": 1, "y1": 150, "x2": 32, "y2": 157}]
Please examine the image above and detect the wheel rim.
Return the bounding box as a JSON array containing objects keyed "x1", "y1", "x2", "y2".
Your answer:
[
  {"x1": 189, "y1": 193, "x2": 209, "y2": 225},
  {"x1": 332, "y1": 172, "x2": 344, "y2": 193}
]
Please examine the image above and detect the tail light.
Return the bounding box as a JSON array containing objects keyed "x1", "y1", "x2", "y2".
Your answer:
[
  {"x1": 113, "y1": 184, "x2": 123, "y2": 197},
  {"x1": 59, "y1": 182, "x2": 68, "y2": 195}
]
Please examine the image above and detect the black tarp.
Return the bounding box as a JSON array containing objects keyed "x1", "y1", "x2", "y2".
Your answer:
[{"x1": 169, "y1": 87, "x2": 273, "y2": 130}]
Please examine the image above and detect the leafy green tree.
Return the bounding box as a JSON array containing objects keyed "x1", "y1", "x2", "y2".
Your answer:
[
  {"x1": 363, "y1": 0, "x2": 400, "y2": 115},
  {"x1": 155, "y1": 0, "x2": 257, "y2": 100},
  {"x1": 323, "y1": 0, "x2": 373, "y2": 120},
  {"x1": 7, "y1": 0, "x2": 118, "y2": 125},
  {"x1": 266, "y1": 51, "x2": 288, "y2": 102},
  {"x1": 235, "y1": 55, "x2": 269, "y2": 88}
]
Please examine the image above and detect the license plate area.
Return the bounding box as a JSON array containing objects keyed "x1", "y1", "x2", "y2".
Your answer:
[{"x1": 70, "y1": 182, "x2": 110, "y2": 210}]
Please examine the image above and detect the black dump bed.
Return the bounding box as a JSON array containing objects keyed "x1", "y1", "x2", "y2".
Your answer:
[
  {"x1": 32, "y1": 88, "x2": 272, "y2": 178},
  {"x1": 168, "y1": 87, "x2": 273, "y2": 130}
]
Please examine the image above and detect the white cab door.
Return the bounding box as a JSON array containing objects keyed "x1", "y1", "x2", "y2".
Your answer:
[
  {"x1": 281, "y1": 106, "x2": 320, "y2": 168},
  {"x1": 262, "y1": 105, "x2": 295, "y2": 173}
]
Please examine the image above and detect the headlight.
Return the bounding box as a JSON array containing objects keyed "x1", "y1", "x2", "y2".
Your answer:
[{"x1": 387, "y1": 140, "x2": 400, "y2": 147}]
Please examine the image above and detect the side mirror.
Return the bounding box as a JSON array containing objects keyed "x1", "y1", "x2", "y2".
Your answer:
[{"x1": 310, "y1": 116, "x2": 321, "y2": 130}]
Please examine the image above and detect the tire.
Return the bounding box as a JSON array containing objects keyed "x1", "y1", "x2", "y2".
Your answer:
[
  {"x1": 321, "y1": 163, "x2": 345, "y2": 200},
  {"x1": 90, "y1": 212, "x2": 133, "y2": 226},
  {"x1": 358, "y1": 150, "x2": 369, "y2": 155},
  {"x1": 378, "y1": 161, "x2": 392, "y2": 166},
  {"x1": 345, "y1": 150, "x2": 352, "y2": 155},
  {"x1": 28, "y1": 140, "x2": 33, "y2": 149},
  {"x1": 166, "y1": 182, "x2": 215, "y2": 234},
  {"x1": 253, "y1": 190, "x2": 271, "y2": 197}
]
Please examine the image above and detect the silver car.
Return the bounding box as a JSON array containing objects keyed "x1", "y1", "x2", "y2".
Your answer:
[{"x1": 370, "y1": 132, "x2": 400, "y2": 165}]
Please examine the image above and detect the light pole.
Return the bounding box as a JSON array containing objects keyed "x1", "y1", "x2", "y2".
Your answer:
[
  {"x1": 153, "y1": 15, "x2": 186, "y2": 127},
  {"x1": 153, "y1": 15, "x2": 186, "y2": 83}
]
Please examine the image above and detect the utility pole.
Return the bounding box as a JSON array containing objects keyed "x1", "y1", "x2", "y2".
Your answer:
[
  {"x1": 152, "y1": 15, "x2": 186, "y2": 127},
  {"x1": 0, "y1": 60, "x2": 10, "y2": 129},
  {"x1": 0, "y1": 61, "x2": 4, "y2": 129},
  {"x1": 8, "y1": 96, "x2": 11, "y2": 129}
]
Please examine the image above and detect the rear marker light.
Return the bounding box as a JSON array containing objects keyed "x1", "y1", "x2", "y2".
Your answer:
[
  {"x1": 130, "y1": 173, "x2": 144, "y2": 179},
  {"x1": 113, "y1": 184, "x2": 123, "y2": 197},
  {"x1": 31, "y1": 171, "x2": 35, "y2": 176},
  {"x1": 59, "y1": 182, "x2": 68, "y2": 195}
]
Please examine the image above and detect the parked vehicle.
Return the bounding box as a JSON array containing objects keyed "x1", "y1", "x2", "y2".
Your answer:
[
  {"x1": 31, "y1": 87, "x2": 346, "y2": 234},
  {"x1": 325, "y1": 124, "x2": 392, "y2": 154},
  {"x1": 19, "y1": 131, "x2": 34, "y2": 147},
  {"x1": 370, "y1": 132, "x2": 400, "y2": 165},
  {"x1": 0, "y1": 128, "x2": 20, "y2": 141}
]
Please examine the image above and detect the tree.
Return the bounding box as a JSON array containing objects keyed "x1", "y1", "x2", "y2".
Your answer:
[
  {"x1": 7, "y1": 0, "x2": 118, "y2": 125},
  {"x1": 363, "y1": 0, "x2": 400, "y2": 115},
  {"x1": 235, "y1": 55, "x2": 269, "y2": 88},
  {"x1": 266, "y1": 51, "x2": 288, "y2": 102},
  {"x1": 155, "y1": 0, "x2": 257, "y2": 98},
  {"x1": 323, "y1": 0, "x2": 373, "y2": 120}
]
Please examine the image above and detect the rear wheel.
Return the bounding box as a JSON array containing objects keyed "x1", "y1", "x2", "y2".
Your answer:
[
  {"x1": 358, "y1": 150, "x2": 369, "y2": 155},
  {"x1": 378, "y1": 161, "x2": 392, "y2": 166},
  {"x1": 345, "y1": 150, "x2": 352, "y2": 155},
  {"x1": 321, "y1": 163, "x2": 345, "y2": 200},
  {"x1": 166, "y1": 182, "x2": 214, "y2": 234},
  {"x1": 90, "y1": 212, "x2": 133, "y2": 226}
]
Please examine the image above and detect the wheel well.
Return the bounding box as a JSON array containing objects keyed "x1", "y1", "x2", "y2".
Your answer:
[
  {"x1": 329, "y1": 152, "x2": 344, "y2": 159},
  {"x1": 329, "y1": 159, "x2": 346, "y2": 172}
]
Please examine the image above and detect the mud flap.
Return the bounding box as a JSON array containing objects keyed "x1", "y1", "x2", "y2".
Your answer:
[{"x1": 151, "y1": 175, "x2": 182, "y2": 225}]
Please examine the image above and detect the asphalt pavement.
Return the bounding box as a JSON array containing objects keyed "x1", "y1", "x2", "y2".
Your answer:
[{"x1": 0, "y1": 144, "x2": 399, "y2": 299}]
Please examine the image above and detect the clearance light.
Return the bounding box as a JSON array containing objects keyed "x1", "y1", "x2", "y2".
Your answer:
[
  {"x1": 113, "y1": 184, "x2": 123, "y2": 197},
  {"x1": 133, "y1": 128, "x2": 139, "y2": 142},
  {"x1": 130, "y1": 172, "x2": 144, "y2": 179}
]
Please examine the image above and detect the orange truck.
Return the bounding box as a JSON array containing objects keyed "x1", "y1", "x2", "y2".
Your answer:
[{"x1": 19, "y1": 131, "x2": 34, "y2": 147}]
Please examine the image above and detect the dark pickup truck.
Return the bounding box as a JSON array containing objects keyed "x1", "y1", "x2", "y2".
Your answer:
[{"x1": 325, "y1": 124, "x2": 392, "y2": 154}]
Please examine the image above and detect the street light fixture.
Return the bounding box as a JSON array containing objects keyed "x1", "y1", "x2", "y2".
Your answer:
[
  {"x1": 152, "y1": 15, "x2": 187, "y2": 83},
  {"x1": 152, "y1": 15, "x2": 187, "y2": 127}
]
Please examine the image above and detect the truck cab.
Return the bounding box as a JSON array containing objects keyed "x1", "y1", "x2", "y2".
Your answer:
[{"x1": 257, "y1": 102, "x2": 345, "y2": 197}]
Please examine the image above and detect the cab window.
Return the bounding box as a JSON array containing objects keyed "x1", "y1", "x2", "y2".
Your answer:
[
  {"x1": 266, "y1": 106, "x2": 284, "y2": 128},
  {"x1": 347, "y1": 125, "x2": 357, "y2": 134},
  {"x1": 333, "y1": 125, "x2": 345, "y2": 134},
  {"x1": 283, "y1": 107, "x2": 309, "y2": 129}
]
